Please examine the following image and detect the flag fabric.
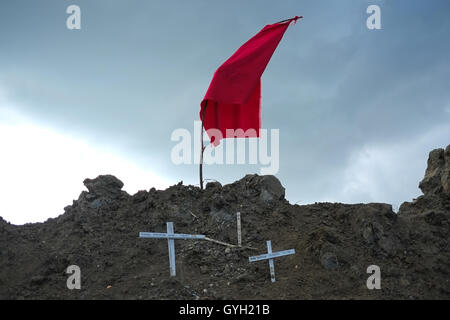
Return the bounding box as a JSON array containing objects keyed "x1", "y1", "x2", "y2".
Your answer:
[{"x1": 200, "y1": 16, "x2": 300, "y2": 146}]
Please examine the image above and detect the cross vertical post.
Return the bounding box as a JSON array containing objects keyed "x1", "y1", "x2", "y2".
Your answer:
[
  {"x1": 267, "y1": 240, "x2": 276, "y2": 282},
  {"x1": 167, "y1": 222, "x2": 176, "y2": 277},
  {"x1": 139, "y1": 222, "x2": 206, "y2": 277},
  {"x1": 248, "y1": 241, "x2": 295, "y2": 283},
  {"x1": 237, "y1": 212, "x2": 242, "y2": 247}
]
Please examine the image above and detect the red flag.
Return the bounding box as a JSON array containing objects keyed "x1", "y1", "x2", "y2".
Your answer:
[{"x1": 200, "y1": 16, "x2": 300, "y2": 146}]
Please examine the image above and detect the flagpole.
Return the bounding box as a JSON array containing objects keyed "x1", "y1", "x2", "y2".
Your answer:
[
  {"x1": 200, "y1": 100, "x2": 208, "y2": 190},
  {"x1": 274, "y1": 16, "x2": 302, "y2": 24}
]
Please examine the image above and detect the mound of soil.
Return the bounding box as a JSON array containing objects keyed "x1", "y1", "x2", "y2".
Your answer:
[{"x1": 1, "y1": 146, "x2": 449, "y2": 299}]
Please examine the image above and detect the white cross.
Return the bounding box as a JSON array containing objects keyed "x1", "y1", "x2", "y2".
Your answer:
[
  {"x1": 236, "y1": 212, "x2": 242, "y2": 247},
  {"x1": 249, "y1": 240, "x2": 295, "y2": 282},
  {"x1": 139, "y1": 222, "x2": 206, "y2": 277}
]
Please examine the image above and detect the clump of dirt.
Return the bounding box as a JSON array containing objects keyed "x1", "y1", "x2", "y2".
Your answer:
[{"x1": 1, "y1": 146, "x2": 449, "y2": 299}]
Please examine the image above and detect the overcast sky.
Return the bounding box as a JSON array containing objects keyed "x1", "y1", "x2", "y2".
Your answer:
[{"x1": 1, "y1": 0, "x2": 449, "y2": 224}]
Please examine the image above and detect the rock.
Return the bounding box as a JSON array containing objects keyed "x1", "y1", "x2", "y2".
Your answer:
[
  {"x1": 320, "y1": 252, "x2": 338, "y2": 270},
  {"x1": 350, "y1": 265, "x2": 360, "y2": 275},
  {"x1": 132, "y1": 190, "x2": 148, "y2": 203},
  {"x1": 378, "y1": 236, "x2": 399, "y2": 255},
  {"x1": 258, "y1": 175, "x2": 285, "y2": 201},
  {"x1": 362, "y1": 221, "x2": 384, "y2": 244},
  {"x1": 83, "y1": 175, "x2": 124, "y2": 198},
  {"x1": 400, "y1": 278, "x2": 410, "y2": 287},
  {"x1": 419, "y1": 145, "x2": 450, "y2": 197},
  {"x1": 0, "y1": 216, "x2": 9, "y2": 229},
  {"x1": 238, "y1": 174, "x2": 285, "y2": 201},
  {"x1": 422, "y1": 210, "x2": 448, "y2": 226},
  {"x1": 30, "y1": 275, "x2": 46, "y2": 285},
  {"x1": 260, "y1": 189, "x2": 274, "y2": 202},
  {"x1": 200, "y1": 266, "x2": 208, "y2": 274},
  {"x1": 210, "y1": 208, "x2": 233, "y2": 223},
  {"x1": 89, "y1": 198, "x2": 108, "y2": 209},
  {"x1": 205, "y1": 181, "x2": 222, "y2": 190},
  {"x1": 443, "y1": 145, "x2": 450, "y2": 196}
]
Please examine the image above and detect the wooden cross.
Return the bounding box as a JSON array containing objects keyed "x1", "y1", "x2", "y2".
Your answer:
[
  {"x1": 249, "y1": 240, "x2": 295, "y2": 282},
  {"x1": 139, "y1": 222, "x2": 206, "y2": 277}
]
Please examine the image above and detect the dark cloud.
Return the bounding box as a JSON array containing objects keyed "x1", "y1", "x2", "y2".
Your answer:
[{"x1": 1, "y1": 0, "x2": 449, "y2": 210}]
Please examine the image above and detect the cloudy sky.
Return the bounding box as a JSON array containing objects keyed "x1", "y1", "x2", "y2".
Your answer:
[{"x1": 1, "y1": 0, "x2": 449, "y2": 224}]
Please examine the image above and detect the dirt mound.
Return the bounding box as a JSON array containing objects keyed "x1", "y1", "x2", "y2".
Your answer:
[{"x1": 1, "y1": 146, "x2": 449, "y2": 299}]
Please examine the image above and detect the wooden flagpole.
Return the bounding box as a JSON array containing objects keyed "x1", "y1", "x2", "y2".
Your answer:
[
  {"x1": 200, "y1": 99, "x2": 208, "y2": 190},
  {"x1": 274, "y1": 16, "x2": 303, "y2": 24}
]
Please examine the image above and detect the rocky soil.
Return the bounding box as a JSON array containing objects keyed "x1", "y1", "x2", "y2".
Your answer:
[{"x1": 1, "y1": 145, "x2": 449, "y2": 299}]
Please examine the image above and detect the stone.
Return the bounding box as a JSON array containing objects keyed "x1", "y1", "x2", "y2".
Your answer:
[
  {"x1": 210, "y1": 208, "x2": 233, "y2": 223},
  {"x1": 320, "y1": 252, "x2": 339, "y2": 270},
  {"x1": 419, "y1": 145, "x2": 450, "y2": 197},
  {"x1": 378, "y1": 236, "x2": 398, "y2": 255},
  {"x1": 83, "y1": 175, "x2": 124, "y2": 198},
  {"x1": 443, "y1": 145, "x2": 450, "y2": 196},
  {"x1": 132, "y1": 190, "x2": 148, "y2": 203},
  {"x1": 30, "y1": 275, "x2": 46, "y2": 285},
  {"x1": 239, "y1": 174, "x2": 285, "y2": 201},
  {"x1": 89, "y1": 198, "x2": 107, "y2": 209},
  {"x1": 258, "y1": 175, "x2": 285, "y2": 201},
  {"x1": 260, "y1": 189, "x2": 274, "y2": 202},
  {"x1": 205, "y1": 181, "x2": 222, "y2": 190},
  {"x1": 362, "y1": 221, "x2": 384, "y2": 244}
]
